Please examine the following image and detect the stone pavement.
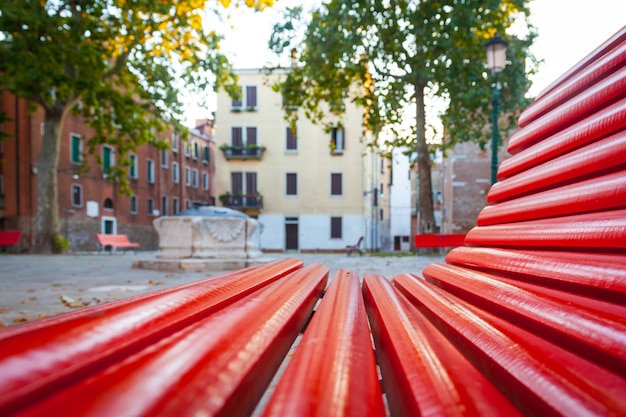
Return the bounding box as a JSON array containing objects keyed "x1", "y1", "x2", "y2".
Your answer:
[{"x1": 0, "y1": 251, "x2": 445, "y2": 328}]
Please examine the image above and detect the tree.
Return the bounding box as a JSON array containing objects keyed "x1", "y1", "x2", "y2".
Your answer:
[
  {"x1": 0, "y1": 0, "x2": 273, "y2": 253},
  {"x1": 268, "y1": 0, "x2": 537, "y2": 235}
]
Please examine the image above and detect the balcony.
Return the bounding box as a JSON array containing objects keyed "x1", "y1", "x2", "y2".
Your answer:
[
  {"x1": 219, "y1": 193, "x2": 263, "y2": 216},
  {"x1": 220, "y1": 145, "x2": 266, "y2": 161}
]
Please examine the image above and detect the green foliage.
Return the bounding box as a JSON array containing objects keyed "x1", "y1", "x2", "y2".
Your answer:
[
  {"x1": 52, "y1": 234, "x2": 70, "y2": 253},
  {"x1": 268, "y1": 0, "x2": 537, "y2": 151}
]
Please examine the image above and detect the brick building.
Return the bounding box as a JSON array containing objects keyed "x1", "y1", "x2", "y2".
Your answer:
[{"x1": 0, "y1": 92, "x2": 216, "y2": 252}]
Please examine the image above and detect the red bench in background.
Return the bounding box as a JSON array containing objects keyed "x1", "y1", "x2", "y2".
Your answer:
[
  {"x1": 0, "y1": 28, "x2": 624, "y2": 416},
  {"x1": 414, "y1": 233, "x2": 466, "y2": 249},
  {"x1": 96, "y1": 233, "x2": 140, "y2": 254},
  {"x1": 0, "y1": 231, "x2": 22, "y2": 251}
]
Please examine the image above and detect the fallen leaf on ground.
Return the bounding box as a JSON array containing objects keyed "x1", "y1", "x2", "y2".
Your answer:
[
  {"x1": 60, "y1": 295, "x2": 86, "y2": 308},
  {"x1": 0, "y1": 307, "x2": 10, "y2": 313},
  {"x1": 13, "y1": 317, "x2": 29, "y2": 323}
]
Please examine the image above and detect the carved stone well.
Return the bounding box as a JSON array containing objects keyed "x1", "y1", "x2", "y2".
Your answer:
[{"x1": 133, "y1": 206, "x2": 265, "y2": 272}]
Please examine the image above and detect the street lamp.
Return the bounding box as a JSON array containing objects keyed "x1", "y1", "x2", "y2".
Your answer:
[{"x1": 485, "y1": 35, "x2": 508, "y2": 184}]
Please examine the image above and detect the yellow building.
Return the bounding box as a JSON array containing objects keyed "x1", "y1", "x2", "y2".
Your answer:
[{"x1": 215, "y1": 69, "x2": 390, "y2": 252}]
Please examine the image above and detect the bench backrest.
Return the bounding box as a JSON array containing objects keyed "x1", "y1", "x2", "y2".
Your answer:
[
  {"x1": 373, "y1": 27, "x2": 626, "y2": 415},
  {"x1": 96, "y1": 234, "x2": 131, "y2": 244}
]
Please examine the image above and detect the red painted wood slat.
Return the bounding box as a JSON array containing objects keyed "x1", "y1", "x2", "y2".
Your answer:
[
  {"x1": 445, "y1": 247, "x2": 626, "y2": 304},
  {"x1": 498, "y1": 98, "x2": 626, "y2": 180},
  {"x1": 393, "y1": 273, "x2": 626, "y2": 416},
  {"x1": 465, "y1": 210, "x2": 626, "y2": 251},
  {"x1": 479, "y1": 171, "x2": 626, "y2": 225},
  {"x1": 0, "y1": 258, "x2": 304, "y2": 415},
  {"x1": 262, "y1": 269, "x2": 385, "y2": 417},
  {"x1": 422, "y1": 263, "x2": 626, "y2": 376},
  {"x1": 363, "y1": 273, "x2": 521, "y2": 417},
  {"x1": 12, "y1": 264, "x2": 329, "y2": 417}
]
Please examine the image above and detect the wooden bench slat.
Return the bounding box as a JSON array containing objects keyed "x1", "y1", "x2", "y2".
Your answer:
[
  {"x1": 16, "y1": 264, "x2": 328, "y2": 417},
  {"x1": 518, "y1": 42, "x2": 626, "y2": 127},
  {"x1": 0, "y1": 258, "x2": 304, "y2": 415},
  {"x1": 393, "y1": 273, "x2": 626, "y2": 416},
  {"x1": 445, "y1": 247, "x2": 626, "y2": 303},
  {"x1": 466, "y1": 210, "x2": 626, "y2": 251},
  {"x1": 363, "y1": 273, "x2": 522, "y2": 417},
  {"x1": 489, "y1": 132, "x2": 626, "y2": 204},
  {"x1": 479, "y1": 170, "x2": 626, "y2": 225},
  {"x1": 500, "y1": 98, "x2": 626, "y2": 179},
  {"x1": 263, "y1": 269, "x2": 384, "y2": 417},
  {"x1": 422, "y1": 263, "x2": 626, "y2": 376},
  {"x1": 507, "y1": 67, "x2": 626, "y2": 153}
]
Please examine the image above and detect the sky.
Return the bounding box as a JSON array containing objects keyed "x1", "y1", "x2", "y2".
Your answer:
[{"x1": 186, "y1": 0, "x2": 626, "y2": 124}]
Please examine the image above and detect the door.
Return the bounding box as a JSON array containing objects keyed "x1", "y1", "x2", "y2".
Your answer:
[
  {"x1": 101, "y1": 217, "x2": 117, "y2": 253},
  {"x1": 285, "y1": 217, "x2": 299, "y2": 251}
]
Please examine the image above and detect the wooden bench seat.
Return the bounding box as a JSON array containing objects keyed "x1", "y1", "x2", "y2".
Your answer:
[
  {"x1": 96, "y1": 233, "x2": 140, "y2": 253},
  {"x1": 0, "y1": 28, "x2": 624, "y2": 416}
]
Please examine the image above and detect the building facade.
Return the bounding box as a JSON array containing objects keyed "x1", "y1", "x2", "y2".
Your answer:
[
  {"x1": 215, "y1": 69, "x2": 390, "y2": 253},
  {"x1": 0, "y1": 92, "x2": 216, "y2": 252}
]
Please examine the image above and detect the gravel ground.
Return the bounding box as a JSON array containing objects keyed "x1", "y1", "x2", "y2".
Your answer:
[{"x1": 0, "y1": 251, "x2": 446, "y2": 328}]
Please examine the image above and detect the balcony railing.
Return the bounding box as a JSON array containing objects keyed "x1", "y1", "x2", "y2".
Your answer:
[
  {"x1": 220, "y1": 145, "x2": 266, "y2": 160},
  {"x1": 218, "y1": 193, "x2": 263, "y2": 212}
]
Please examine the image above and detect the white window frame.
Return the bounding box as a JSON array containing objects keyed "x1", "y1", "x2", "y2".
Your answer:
[
  {"x1": 193, "y1": 142, "x2": 199, "y2": 160},
  {"x1": 129, "y1": 153, "x2": 138, "y2": 179},
  {"x1": 173, "y1": 197, "x2": 180, "y2": 214},
  {"x1": 172, "y1": 162, "x2": 180, "y2": 183},
  {"x1": 70, "y1": 133, "x2": 83, "y2": 165},
  {"x1": 147, "y1": 159, "x2": 155, "y2": 184},
  {"x1": 161, "y1": 149, "x2": 168, "y2": 168},
  {"x1": 71, "y1": 184, "x2": 83, "y2": 207},
  {"x1": 202, "y1": 172, "x2": 209, "y2": 190},
  {"x1": 185, "y1": 167, "x2": 191, "y2": 186},
  {"x1": 184, "y1": 141, "x2": 191, "y2": 158},
  {"x1": 130, "y1": 195, "x2": 138, "y2": 214},
  {"x1": 171, "y1": 132, "x2": 179, "y2": 153},
  {"x1": 192, "y1": 169, "x2": 199, "y2": 188},
  {"x1": 162, "y1": 196, "x2": 168, "y2": 216},
  {"x1": 147, "y1": 197, "x2": 155, "y2": 216}
]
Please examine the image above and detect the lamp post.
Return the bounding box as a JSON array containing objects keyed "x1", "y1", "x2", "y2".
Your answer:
[{"x1": 485, "y1": 35, "x2": 508, "y2": 184}]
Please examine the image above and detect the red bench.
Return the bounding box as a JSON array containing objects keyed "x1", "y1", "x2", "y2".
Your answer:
[
  {"x1": 414, "y1": 233, "x2": 466, "y2": 249},
  {"x1": 0, "y1": 29, "x2": 624, "y2": 416},
  {"x1": 0, "y1": 231, "x2": 22, "y2": 248},
  {"x1": 96, "y1": 233, "x2": 140, "y2": 254}
]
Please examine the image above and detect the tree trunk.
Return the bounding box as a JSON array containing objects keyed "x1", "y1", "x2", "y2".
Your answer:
[
  {"x1": 415, "y1": 80, "x2": 436, "y2": 234},
  {"x1": 33, "y1": 107, "x2": 66, "y2": 253}
]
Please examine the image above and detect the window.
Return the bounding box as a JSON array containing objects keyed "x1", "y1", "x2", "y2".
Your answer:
[
  {"x1": 130, "y1": 195, "x2": 138, "y2": 214},
  {"x1": 173, "y1": 197, "x2": 179, "y2": 214},
  {"x1": 70, "y1": 134, "x2": 83, "y2": 164},
  {"x1": 203, "y1": 145, "x2": 210, "y2": 163},
  {"x1": 162, "y1": 196, "x2": 168, "y2": 216},
  {"x1": 185, "y1": 200, "x2": 191, "y2": 209},
  {"x1": 331, "y1": 173, "x2": 343, "y2": 196},
  {"x1": 184, "y1": 141, "x2": 191, "y2": 158},
  {"x1": 172, "y1": 162, "x2": 180, "y2": 183},
  {"x1": 172, "y1": 132, "x2": 179, "y2": 153},
  {"x1": 193, "y1": 142, "x2": 199, "y2": 160},
  {"x1": 286, "y1": 173, "x2": 297, "y2": 196},
  {"x1": 147, "y1": 198, "x2": 154, "y2": 215},
  {"x1": 185, "y1": 167, "x2": 191, "y2": 186},
  {"x1": 286, "y1": 127, "x2": 297, "y2": 151},
  {"x1": 161, "y1": 149, "x2": 168, "y2": 168},
  {"x1": 102, "y1": 145, "x2": 114, "y2": 172},
  {"x1": 71, "y1": 184, "x2": 82, "y2": 207},
  {"x1": 230, "y1": 172, "x2": 258, "y2": 201},
  {"x1": 330, "y1": 127, "x2": 345, "y2": 154},
  {"x1": 202, "y1": 172, "x2": 209, "y2": 190},
  {"x1": 231, "y1": 127, "x2": 258, "y2": 147},
  {"x1": 192, "y1": 169, "x2": 199, "y2": 188},
  {"x1": 146, "y1": 159, "x2": 155, "y2": 183},
  {"x1": 231, "y1": 85, "x2": 258, "y2": 110},
  {"x1": 129, "y1": 154, "x2": 138, "y2": 179},
  {"x1": 0, "y1": 175, "x2": 4, "y2": 197},
  {"x1": 103, "y1": 198, "x2": 114, "y2": 211},
  {"x1": 330, "y1": 217, "x2": 342, "y2": 239},
  {"x1": 246, "y1": 85, "x2": 257, "y2": 108}
]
